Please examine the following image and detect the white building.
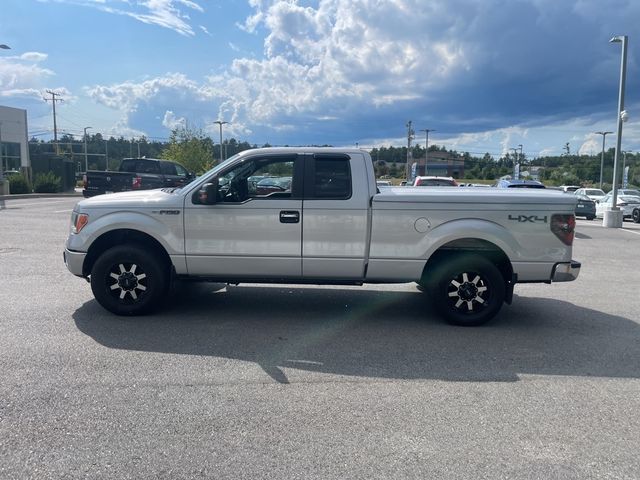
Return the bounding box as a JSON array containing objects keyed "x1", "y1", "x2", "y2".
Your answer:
[{"x1": 0, "y1": 105, "x2": 30, "y2": 175}]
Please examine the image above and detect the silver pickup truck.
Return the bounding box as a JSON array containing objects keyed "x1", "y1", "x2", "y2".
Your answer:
[{"x1": 64, "y1": 147, "x2": 580, "y2": 326}]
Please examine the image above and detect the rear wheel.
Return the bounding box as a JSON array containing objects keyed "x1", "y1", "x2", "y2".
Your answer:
[
  {"x1": 90, "y1": 244, "x2": 168, "y2": 315},
  {"x1": 633, "y1": 208, "x2": 640, "y2": 223},
  {"x1": 586, "y1": 215, "x2": 596, "y2": 221},
  {"x1": 428, "y1": 255, "x2": 506, "y2": 326}
]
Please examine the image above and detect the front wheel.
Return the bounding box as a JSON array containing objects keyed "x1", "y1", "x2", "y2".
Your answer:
[
  {"x1": 90, "y1": 244, "x2": 168, "y2": 315},
  {"x1": 633, "y1": 208, "x2": 640, "y2": 224},
  {"x1": 428, "y1": 255, "x2": 506, "y2": 326}
]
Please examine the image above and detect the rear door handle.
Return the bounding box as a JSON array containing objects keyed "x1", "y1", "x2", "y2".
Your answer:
[{"x1": 280, "y1": 210, "x2": 300, "y2": 224}]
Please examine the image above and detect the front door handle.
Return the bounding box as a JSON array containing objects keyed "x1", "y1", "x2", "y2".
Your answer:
[{"x1": 280, "y1": 210, "x2": 300, "y2": 224}]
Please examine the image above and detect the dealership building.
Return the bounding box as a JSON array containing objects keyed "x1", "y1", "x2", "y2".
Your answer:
[{"x1": 0, "y1": 105, "x2": 30, "y2": 173}]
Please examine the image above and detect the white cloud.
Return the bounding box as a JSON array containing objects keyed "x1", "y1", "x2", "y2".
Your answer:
[
  {"x1": 20, "y1": 52, "x2": 48, "y2": 62},
  {"x1": 0, "y1": 57, "x2": 55, "y2": 99},
  {"x1": 40, "y1": 0, "x2": 205, "y2": 36},
  {"x1": 162, "y1": 110, "x2": 186, "y2": 129}
]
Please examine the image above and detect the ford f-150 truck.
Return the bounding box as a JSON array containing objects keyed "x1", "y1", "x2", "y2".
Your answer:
[
  {"x1": 64, "y1": 147, "x2": 580, "y2": 326},
  {"x1": 82, "y1": 157, "x2": 194, "y2": 197}
]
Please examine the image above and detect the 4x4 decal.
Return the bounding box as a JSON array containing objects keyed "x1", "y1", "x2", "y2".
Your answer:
[{"x1": 508, "y1": 214, "x2": 548, "y2": 223}]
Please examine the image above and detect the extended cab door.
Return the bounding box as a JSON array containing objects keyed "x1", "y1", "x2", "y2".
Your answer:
[
  {"x1": 301, "y1": 153, "x2": 371, "y2": 279},
  {"x1": 183, "y1": 154, "x2": 304, "y2": 278}
]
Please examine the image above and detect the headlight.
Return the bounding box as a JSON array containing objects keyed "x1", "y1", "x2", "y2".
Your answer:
[{"x1": 70, "y1": 212, "x2": 89, "y2": 234}]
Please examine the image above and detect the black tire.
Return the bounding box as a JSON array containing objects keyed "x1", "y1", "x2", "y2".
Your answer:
[
  {"x1": 633, "y1": 208, "x2": 640, "y2": 224},
  {"x1": 90, "y1": 244, "x2": 168, "y2": 315},
  {"x1": 586, "y1": 215, "x2": 596, "y2": 221},
  {"x1": 428, "y1": 255, "x2": 506, "y2": 326}
]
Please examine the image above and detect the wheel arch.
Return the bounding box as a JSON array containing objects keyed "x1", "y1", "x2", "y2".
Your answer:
[
  {"x1": 83, "y1": 229, "x2": 172, "y2": 277},
  {"x1": 422, "y1": 237, "x2": 514, "y2": 288}
]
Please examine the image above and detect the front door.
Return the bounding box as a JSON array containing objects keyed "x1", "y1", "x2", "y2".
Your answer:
[{"x1": 184, "y1": 154, "x2": 304, "y2": 278}]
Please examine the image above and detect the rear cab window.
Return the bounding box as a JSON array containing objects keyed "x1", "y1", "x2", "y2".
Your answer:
[{"x1": 306, "y1": 155, "x2": 352, "y2": 199}]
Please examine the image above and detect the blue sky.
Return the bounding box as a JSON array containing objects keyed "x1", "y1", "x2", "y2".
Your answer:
[{"x1": 1, "y1": 0, "x2": 639, "y2": 159}]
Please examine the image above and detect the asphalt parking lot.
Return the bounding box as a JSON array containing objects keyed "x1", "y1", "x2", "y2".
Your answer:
[{"x1": 1, "y1": 196, "x2": 639, "y2": 479}]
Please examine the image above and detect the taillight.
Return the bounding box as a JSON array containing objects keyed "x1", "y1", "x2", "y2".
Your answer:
[
  {"x1": 551, "y1": 214, "x2": 575, "y2": 246},
  {"x1": 132, "y1": 176, "x2": 142, "y2": 189}
]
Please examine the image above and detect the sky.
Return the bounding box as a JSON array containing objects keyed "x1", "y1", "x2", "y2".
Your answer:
[{"x1": 1, "y1": 0, "x2": 639, "y2": 159}]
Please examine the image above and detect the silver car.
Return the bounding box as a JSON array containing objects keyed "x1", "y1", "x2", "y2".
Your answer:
[{"x1": 595, "y1": 193, "x2": 640, "y2": 219}]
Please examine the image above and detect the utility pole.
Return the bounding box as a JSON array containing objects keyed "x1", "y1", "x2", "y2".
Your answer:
[
  {"x1": 214, "y1": 120, "x2": 228, "y2": 162},
  {"x1": 44, "y1": 90, "x2": 63, "y2": 155},
  {"x1": 405, "y1": 121, "x2": 415, "y2": 181},
  {"x1": 419, "y1": 129, "x2": 435, "y2": 175},
  {"x1": 595, "y1": 131, "x2": 613, "y2": 189},
  {"x1": 83, "y1": 127, "x2": 92, "y2": 173},
  {"x1": 105, "y1": 138, "x2": 109, "y2": 171}
]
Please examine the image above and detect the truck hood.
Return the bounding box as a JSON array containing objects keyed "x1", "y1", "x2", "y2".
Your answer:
[
  {"x1": 77, "y1": 188, "x2": 183, "y2": 209},
  {"x1": 375, "y1": 187, "x2": 578, "y2": 207}
]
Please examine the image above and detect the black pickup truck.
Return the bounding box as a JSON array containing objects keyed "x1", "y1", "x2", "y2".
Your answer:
[{"x1": 82, "y1": 158, "x2": 195, "y2": 197}]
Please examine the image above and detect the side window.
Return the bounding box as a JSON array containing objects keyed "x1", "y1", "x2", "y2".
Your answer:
[
  {"x1": 160, "y1": 162, "x2": 177, "y2": 175},
  {"x1": 174, "y1": 164, "x2": 188, "y2": 177},
  {"x1": 217, "y1": 157, "x2": 296, "y2": 203},
  {"x1": 312, "y1": 157, "x2": 352, "y2": 199}
]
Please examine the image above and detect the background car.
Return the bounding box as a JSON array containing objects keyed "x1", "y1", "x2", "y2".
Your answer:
[
  {"x1": 558, "y1": 185, "x2": 581, "y2": 192},
  {"x1": 413, "y1": 176, "x2": 458, "y2": 187},
  {"x1": 574, "y1": 187, "x2": 605, "y2": 202},
  {"x1": 595, "y1": 193, "x2": 640, "y2": 219},
  {"x1": 572, "y1": 193, "x2": 596, "y2": 220},
  {"x1": 255, "y1": 176, "x2": 292, "y2": 195},
  {"x1": 494, "y1": 179, "x2": 546, "y2": 188},
  {"x1": 617, "y1": 188, "x2": 640, "y2": 198}
]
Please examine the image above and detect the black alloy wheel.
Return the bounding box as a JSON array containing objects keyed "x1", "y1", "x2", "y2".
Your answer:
[
  {"x1": 90, "y1": 245, "x2": 168, "y2": 315},
  {"x1": 430, "y1": 255, "x2": 506, "y2": 326}
]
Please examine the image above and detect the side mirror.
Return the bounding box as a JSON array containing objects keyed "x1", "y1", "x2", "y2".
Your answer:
[{"x1": 195, "y1": 178, "x2": 219, "y2": 205}]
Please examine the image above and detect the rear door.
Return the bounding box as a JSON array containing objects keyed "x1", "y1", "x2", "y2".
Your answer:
[
  {"x1": 184, "y1": 154, "x2": 304, "y2": 278},
  {"x1": 301, "y1": 153, "x2": 371, "y2": 280}
]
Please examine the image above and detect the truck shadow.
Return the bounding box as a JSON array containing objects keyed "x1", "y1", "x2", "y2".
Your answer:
[{"x1": 73, "y1": 284, "x2": 640, "y2": 383}]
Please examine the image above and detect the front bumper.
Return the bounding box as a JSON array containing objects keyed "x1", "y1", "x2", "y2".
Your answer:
[
  {"x1": 551, "y1": 260, "x2": 581, "y2": 282},
  {"x1": 64, "y1": 248, "x2": 87, "y2": 277}
]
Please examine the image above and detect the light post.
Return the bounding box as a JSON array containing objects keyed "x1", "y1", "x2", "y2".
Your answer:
[
  {"x1": 595, "y1": 131, "x2": 613, "y2": 189},
  {"x1": 83, "y1": 127, "x2": 92, "y2": 173},
  {"x1": 214, "y1": 120, "x2": 228, "y2": 162},
  {"x1": 419, "y1": 129, "x2": 435, "y2": 175},
  {"x1": 0, "y1": 44, "x2": 9, "y2": 184},
  {"x1": 604, "y1": 35, "x2": 628, "y2": 228}
]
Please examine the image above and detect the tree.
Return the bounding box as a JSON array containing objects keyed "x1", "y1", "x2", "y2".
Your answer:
[{"x1": 161, "y1": 126, "x2": 214, "y2": 174}]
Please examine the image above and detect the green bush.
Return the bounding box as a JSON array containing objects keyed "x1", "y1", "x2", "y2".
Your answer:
[
  {"x1": 33, "y1": 172, "x2": 62, "y2": 193},
  {"x1": 7, "y1": 173, "x2": 31, "y2": 194}
]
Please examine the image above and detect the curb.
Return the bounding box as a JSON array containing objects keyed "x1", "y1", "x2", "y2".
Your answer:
[{"x1": 0, "y1": 192, "x2": 82, "y2": 201}]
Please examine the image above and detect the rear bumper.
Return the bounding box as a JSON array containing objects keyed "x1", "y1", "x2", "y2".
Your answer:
[
  {"x1": 551, "y1": 260, "x2": 581, "y2": 282},
  {"x1": 64, "y1": 248, "x2": 87, "y2": 277}
]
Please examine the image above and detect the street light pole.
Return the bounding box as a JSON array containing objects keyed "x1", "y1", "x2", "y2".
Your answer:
[
  {"x1": 595, "y1": 131, "x2": 613, "y2": 189},
  {"x1": 83, "y1": 127, "x2": 92, "y2": 173},
  {"x1": 214, "y1": 120, "x2": 228, "y2": 162},
  {"x1": 605, "y1": 35, "x2": 628, "y2": 228},
  {"x1": 419, "y1": 129, "x2": 435, "y2": 175}
]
